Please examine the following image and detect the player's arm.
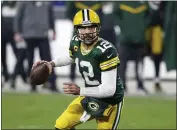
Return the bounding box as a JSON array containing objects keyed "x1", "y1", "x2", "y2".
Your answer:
[
  {"x1": 80, "y1": 68, "x2": 117, "y2": 98},
  {"x1": 32, "y1": 55, "x2": 74, "y2": 73},
  {"x1": 50, "y1": 37, "x2": 77, "y2": 67},
  {"x1": 14, "y1": 1, "x2": 24, "y2": 34},
  {"x1": 14, "y1": 2, "x2": 25, "y2": 42},
  {"x1": 50, "y1": 48, "x2": 74, "y2": 67},
  {"x1": 63, "y1": 68, "x2": 117, "y2": 98},
  {"x1": 33, "y1": 38, "x2": 75, "y2": 69},
  {"x1": 48, "y1": 2, "x2": 55, "y2": 32},
  {"x1": 51, "y1": 55, "x2": 74, "y2": 67}
]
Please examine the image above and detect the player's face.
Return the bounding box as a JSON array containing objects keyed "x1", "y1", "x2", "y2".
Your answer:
[{"x1": 77, "y1": 25, "x2": 98, "y2": 45}]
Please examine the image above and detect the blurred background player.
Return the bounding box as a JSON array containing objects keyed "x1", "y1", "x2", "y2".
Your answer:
[
  {"x1": 163, "y1": 1, "x2": 177, "y2": 71},
  {"x1": 101, "y1": 2, "x2": 117, "y2": 47},
  {"x1": 113, "y1": 1, "x2": 150, "y2": 94},
  {"x1": 146, "y1": 1, "x2": 166, "y2": 93},
  {"x1": 14, "y1": 1, "x2": 58, "y2": 92},
  {"x1": 10, "y1": 38, "x2": 28, "y2": 89},
  {"x1": 1, "y1": 1, "x2": 27, "y2": 87}
]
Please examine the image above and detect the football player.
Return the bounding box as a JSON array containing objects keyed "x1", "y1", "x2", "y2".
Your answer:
[{"x1": 33, "y1": 9, "x2": 124, "y2": 130}]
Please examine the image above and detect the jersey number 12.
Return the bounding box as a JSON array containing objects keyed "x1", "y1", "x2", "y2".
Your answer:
[{"x1": 75, "y1": 58, "x2": 100, "y2": 86}]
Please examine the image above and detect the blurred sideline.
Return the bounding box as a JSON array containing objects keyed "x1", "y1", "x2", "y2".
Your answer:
[
  {"x1": 5, "y1": 20, "x2": 176, "y2": 81},
  {"x1": 3, "y1": 20, "x2": 176, "y2": 96},
  {"x1": 2, "y1": 17, "x2": 177, "y2": 94}
]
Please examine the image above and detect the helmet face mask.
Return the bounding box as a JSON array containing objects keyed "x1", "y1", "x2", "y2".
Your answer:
[
  {"x1": 73, "y1": 9, "x2": 101, "y2": 45},
  {"x1": 75, "y1": 25, "x2": 100, "y2": 45}
]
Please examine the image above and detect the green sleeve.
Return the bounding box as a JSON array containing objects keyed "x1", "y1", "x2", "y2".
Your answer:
[
  {"x1": 69, "y1": 35, "x2": 79, "y2": 59},
  {"x1": 99, "y1": 47, "x2": 120, "y2": 72}
]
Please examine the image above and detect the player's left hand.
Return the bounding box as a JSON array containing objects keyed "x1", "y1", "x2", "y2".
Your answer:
[{"x1": 63, "y1": 82, "x2": 80, "y2": 95}]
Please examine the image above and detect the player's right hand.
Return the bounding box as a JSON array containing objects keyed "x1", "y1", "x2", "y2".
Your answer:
[
  {"x1": 14, "y1": 33, "x2": 23, "y2": 43},
  {"x1": 32, "y1": 60, "x2": 52, "y2": 74}
]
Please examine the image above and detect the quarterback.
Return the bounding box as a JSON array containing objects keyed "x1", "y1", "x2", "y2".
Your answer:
[{"x1": 33, "y1": 9, "x2": 124, "y2": 130}]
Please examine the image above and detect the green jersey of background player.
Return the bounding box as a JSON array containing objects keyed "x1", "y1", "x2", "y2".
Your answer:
[{"x1": 33, "y1": 9, "x2": 124, "y2": 130}]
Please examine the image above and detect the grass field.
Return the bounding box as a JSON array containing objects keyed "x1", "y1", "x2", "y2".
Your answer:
[{"x1": 2, "y1": 92, "x2": 176, "y2": 129}]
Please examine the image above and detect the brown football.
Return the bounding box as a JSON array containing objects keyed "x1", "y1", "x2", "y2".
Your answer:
[{"x1": 30, "y1": 63, "x2": 50, "y2": 85}]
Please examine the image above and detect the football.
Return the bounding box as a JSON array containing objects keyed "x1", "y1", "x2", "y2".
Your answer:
[{"x1": 30, "y1": 63, "x2": 50, "y2": 85}]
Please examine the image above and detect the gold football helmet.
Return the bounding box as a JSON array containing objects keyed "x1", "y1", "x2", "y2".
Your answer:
[{"x1": 73, "y1": 9, "x2": 101, "y2": 44}]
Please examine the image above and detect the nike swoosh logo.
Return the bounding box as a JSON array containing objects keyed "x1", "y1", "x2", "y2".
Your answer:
[{"x1": 107, "y1": 54, "x2": 113, "y2": 58}]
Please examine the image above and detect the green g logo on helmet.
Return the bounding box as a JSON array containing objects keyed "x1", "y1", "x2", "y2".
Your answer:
[{"x1": 88, "y1": 101, "x2": 99, "y2": 111}]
